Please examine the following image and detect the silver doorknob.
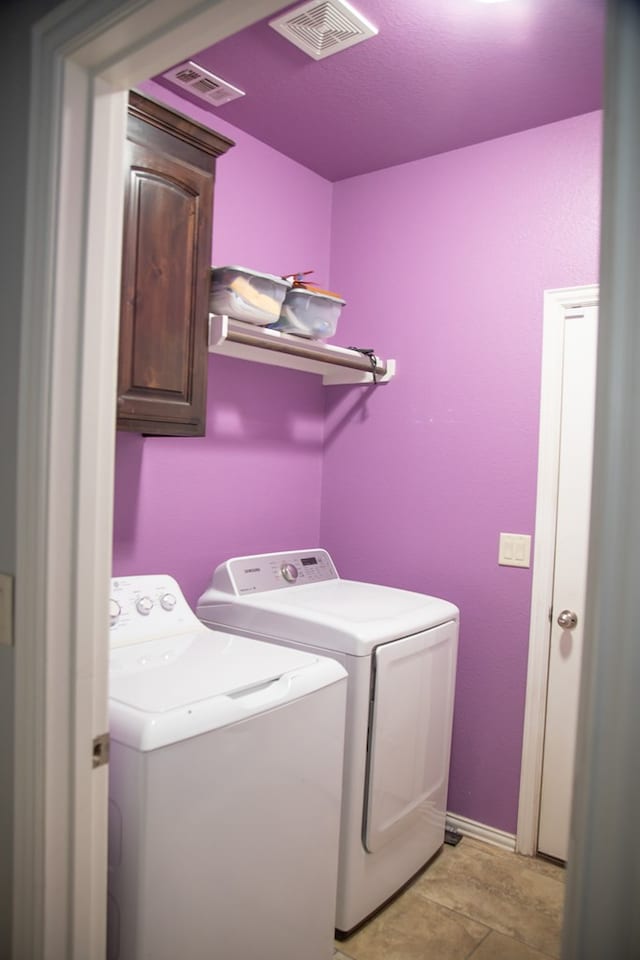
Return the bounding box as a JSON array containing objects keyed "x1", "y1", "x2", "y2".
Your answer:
[{"x1": 557, "y1": 609, "x2": 578, "y2": 629}]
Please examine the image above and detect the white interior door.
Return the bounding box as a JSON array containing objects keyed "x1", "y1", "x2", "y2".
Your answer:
[{"x1": 537, "y1": 305, "x2": 598, "y2": 862}]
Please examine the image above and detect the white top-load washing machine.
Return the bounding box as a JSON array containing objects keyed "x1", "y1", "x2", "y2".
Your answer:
[
  {"x1": 197, "y1": 550, "x2": 459, "y2": 935},
  {"x1": 108, "y1": 574, "x2": 347, "y2": 960}
]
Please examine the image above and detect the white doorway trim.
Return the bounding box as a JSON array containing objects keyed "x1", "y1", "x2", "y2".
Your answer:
[
  {"x1": 516, "y1": 284, "x2": 599, "y2": 857},
  {"x1": 14, "y1": 1, "x2": 282, "y2": 957},
  {"x1": 13, "y1": 0, "x2": 640, "y2": 955},
  {"x1": 563, "y1": 5, "x2": 640, "y2": 953}
]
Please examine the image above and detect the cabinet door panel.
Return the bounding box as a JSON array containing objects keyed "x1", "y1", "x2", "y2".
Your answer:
[
  {"x1": 118, "y1": 140, "x2": 211, "y2": 435},
  {"x1": 116, "y1": 94, "x2": 233, "y2": 438},
  {"x1": 128, "y1": 168, "x2": 198, "y2": 397}
]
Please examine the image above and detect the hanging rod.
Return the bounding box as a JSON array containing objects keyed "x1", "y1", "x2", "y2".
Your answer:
[{"x1": 208, "y1": 315, "x2": 395, "y2": 386}]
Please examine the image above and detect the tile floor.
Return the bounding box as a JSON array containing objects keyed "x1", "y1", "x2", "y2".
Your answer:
[{"x1": 334, "y1": 837, "x2": 565, "y2": 960}]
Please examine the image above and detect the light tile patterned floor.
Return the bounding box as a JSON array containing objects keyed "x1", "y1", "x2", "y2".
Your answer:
[{"x1": 335, "y1": 837, "x2": 565, "y2": 960}]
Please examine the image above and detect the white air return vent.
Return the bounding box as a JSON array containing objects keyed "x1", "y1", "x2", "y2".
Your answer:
[
  {"x1": 162, "y1": 61, "x2": 245, "y2": 107},
  {"x1": 269, "y1": 0, "x2": 378, "y2": 61}
]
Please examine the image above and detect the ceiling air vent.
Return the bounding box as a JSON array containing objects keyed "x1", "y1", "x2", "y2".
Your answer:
[
  {"x1": 269, "y1": 0, "x2": 378, "y2": 61},
  {"x1": 162, "y1": 61, "x2": 245, "y2": 107}
]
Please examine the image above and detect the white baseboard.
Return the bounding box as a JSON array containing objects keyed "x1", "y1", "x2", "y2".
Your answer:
[{"x1": 446, "y1": 812, "x2": 517, "y2": 853}]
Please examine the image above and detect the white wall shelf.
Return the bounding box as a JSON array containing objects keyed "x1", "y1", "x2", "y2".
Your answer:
[{"x1": 208, "y1": 314, "x2": 396, "y2": 386}]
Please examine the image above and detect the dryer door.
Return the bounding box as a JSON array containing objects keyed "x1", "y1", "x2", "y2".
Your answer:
[{"x1": 363, "y1": 621, "x2": 457, "y2": 853}]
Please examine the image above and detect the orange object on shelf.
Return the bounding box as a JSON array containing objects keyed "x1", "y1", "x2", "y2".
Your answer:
[{"x1": 282, "y1": 271, "x2": 344, "y2": 301}]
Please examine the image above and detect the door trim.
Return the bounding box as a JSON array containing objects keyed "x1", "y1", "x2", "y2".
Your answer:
[
  {"x1": 14, "y1": 1, "x2": 283, "y2": 957},
  {"x1": 515, "y1": 285, "x2": 599, "y2": 856}
]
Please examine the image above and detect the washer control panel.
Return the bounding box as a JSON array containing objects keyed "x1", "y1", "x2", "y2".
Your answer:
[
  {"x1": 216, "y1": 550, "x2": 339, "y2": 596},
  {"x1": 109, "y1": 575, "x2": 199, "y2": 647}
]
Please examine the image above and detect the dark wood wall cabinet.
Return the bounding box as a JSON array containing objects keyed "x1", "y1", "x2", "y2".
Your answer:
[{"x1": 117, "y1": 92, "x2": 234, "y2": 436}]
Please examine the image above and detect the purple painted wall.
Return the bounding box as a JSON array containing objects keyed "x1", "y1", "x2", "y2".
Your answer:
[
  {"x1": 112, "y1": 81, "x2": 332, "y2": 607},
  {"x1": 113, "y1": 87, "x2": 602, "y2": 832},
  {"x1": 322, "y1": 111, "x2": 602, "y2": 832}
]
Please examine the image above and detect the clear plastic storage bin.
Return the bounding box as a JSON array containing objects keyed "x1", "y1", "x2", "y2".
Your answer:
[
  {"x1": 210, "y1": 266, "x2": 291, "y2": 326},
  {"x1": 272, "y1": 287, "x2": 345, "y2": 340}
]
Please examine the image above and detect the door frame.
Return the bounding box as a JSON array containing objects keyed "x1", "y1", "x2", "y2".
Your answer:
[
  {"x1": 13, "y1": 1, "x2": 282, "y2": 957},
  {"x1": 15, "y1": 0, "x2": 640, "y2": 955},
  {"x1": 516, "y1": 284, "x2": 599, "y2": 857}
]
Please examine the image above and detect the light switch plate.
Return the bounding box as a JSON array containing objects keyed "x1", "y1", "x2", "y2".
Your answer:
[
  {"x1": 0, "y1": 573, "x2": 14, "y2": 647},
  {"x1": 498, "y1": 533, "x2": 531, "y2": 568}
]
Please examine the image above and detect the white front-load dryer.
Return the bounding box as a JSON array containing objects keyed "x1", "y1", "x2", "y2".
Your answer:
[
  {"x1": 197, "y1": 550, "x2": 459, "y2": 935},
  {"x1": 108, "y1": 574, "x2": 347, "y2": 960}
]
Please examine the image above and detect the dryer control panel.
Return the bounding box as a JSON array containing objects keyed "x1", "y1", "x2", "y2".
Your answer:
[{"x1": 214, "y1": 550, "x2": 339, "y2": 596}]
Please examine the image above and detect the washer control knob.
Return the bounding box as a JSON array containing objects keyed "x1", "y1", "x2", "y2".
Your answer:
[
  {"x1": 281, "y1": 563, "x2": 299, "y2": 583},
  {"x1": 109, "y1": 598, "x2": 121, "y2": 627},
  {"x1": 160, "y1": 592, "x2": 177, "y2": 612},
  {"x1": 136, "y1": 596, "x2": 154, "y2": 616}
]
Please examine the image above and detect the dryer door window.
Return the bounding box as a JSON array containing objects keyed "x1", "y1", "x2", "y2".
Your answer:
[{"x1": 363, "y1": 621, "x2": 457, "y2": 854}]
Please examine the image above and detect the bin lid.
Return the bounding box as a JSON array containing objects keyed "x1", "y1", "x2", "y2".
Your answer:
[
  {"x1": 286, "y1": 286, "x2": 346, "y2": 305},
  {"x1": 211, "y1": 265, "x2": 291, "y2": 287}
]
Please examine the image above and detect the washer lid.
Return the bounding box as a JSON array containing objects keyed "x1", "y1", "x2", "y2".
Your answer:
[
  {"x1": 108, "y1": 627, "x2": 345, "y2": 751},
  {"x1": 197, "y1": 579, "x2": 459, "y2": 656},
  {"x1": 109, "y1": 628, "x2": 318, "y2": 713}
]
